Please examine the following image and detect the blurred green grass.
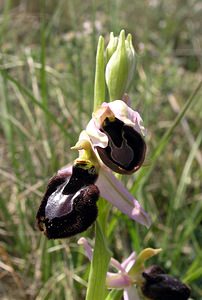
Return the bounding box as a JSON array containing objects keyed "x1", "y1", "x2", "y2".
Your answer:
[{"x1": 0, "y1": 0, "x2": 202, "y2": 299}]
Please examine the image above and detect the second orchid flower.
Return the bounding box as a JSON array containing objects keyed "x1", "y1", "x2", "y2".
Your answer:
[{"x1": 86, "y1": 99, "x2": 146, "y2": 174}]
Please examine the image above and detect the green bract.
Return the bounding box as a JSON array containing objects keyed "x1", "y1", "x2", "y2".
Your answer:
[{"x1": 106, "y1": 32, "x2": 118, "y2": 62}]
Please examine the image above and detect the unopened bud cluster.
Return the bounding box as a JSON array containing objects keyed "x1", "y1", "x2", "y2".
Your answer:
[{"x1": 105, "y1": 30, "x2": 136, "y2": 101}]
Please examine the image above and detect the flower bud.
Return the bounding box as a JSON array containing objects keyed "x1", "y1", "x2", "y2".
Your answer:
[
  {"x1": 106, "y1": 32, "x2": 118, "y2": 62},
  {"x1": 36, "y1": 162, "x2": 99, "y2": 239},
  {"x1": 125, "y1": 33, "x2": 136, "y2": 91},
  {"x1": 105, "y1": 30, "x2": 136, "y2": 101}
]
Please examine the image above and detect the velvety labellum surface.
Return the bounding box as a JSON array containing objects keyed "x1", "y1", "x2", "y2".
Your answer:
[
  {"x1": 97, "y1": 117, "x2": 146, "y2": 174},
  {"x1": 141, "y1": 265, "x2": 191, "y2": 300},
  {"x1": 36, "y1": 165, "x2": 99, "y2": 239}
]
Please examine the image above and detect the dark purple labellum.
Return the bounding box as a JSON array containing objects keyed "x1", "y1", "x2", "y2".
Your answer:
[
  {"x1": 97, "y1": 117, "x2": 146, "y2": 174},
  {"x1": 141, "y1": 265, "x2": 191, "y2": 300},
  {"x1": 36, "y1": 164, "x2": 99, "y2": 239}
]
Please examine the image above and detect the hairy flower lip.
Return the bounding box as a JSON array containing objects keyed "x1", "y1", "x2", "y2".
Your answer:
[
  {"x1": 36, "y1": 164, "x2": 99, "y2": 239},
  {"x1": 141, "y1": 265, "x2": 191, "y2": 300},
  {"x1": 96, "y1": 123, "x2": 146, "y2": 174},
  {"x1": 86, "y1": 100, "x2": 146, "y2": 174},
  {"x1": 36, "y1": 171, "x2": 70, "y2": 232},
  {"x1": 47, "y1": 162, "x2": 151, "y2": 228}
]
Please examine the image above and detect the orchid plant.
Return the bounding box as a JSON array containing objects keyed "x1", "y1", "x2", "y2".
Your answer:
[{"x1": 36, "y1": 30, "x2": 190, "y2": 300}]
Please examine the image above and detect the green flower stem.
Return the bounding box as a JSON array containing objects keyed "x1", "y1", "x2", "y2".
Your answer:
[
  {"x1": 85, "y1": 221, "x2": 111, "y2": 300},
  {"x1": 97, "y1": 198, "x2": 112, "y2": 236},
  {"x1": 105, "y1": 289, "x2": 122, "y2": 300},
  {"x1": 86, "y1": 33, "x2": 112, "y2": 300},
  {"x1": 94, "y1": 36, "x2": 105, "y2": 111}
]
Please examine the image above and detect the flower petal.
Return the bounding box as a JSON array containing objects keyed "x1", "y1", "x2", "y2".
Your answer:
[
  {"x1": 110, "y1": 258, "x2": 126, "y2": 272},
  {"x1": 107, "y1": 100, "x2": 145, "y2": 136},
  {"x1": 106, "y1": 272, "x2": 132, "y2": 289},
  {"x1": 86, "y1": 118, "x2": 108, "y2": 148},
  {"x1": 123, "y1": 287, "x2": 141, "y2": 300},
  {"x1": 78, "y1": 237, "x2": 93, "y2": 261},
  {"x1": 96, "y1": 167, "x2": 151, "y2": 227},
  {"x1": 121, "y1": 252, "x2": 136, "y2": 272},
  {"x1": 78, "y1": 237, "x2": 127, "y2": 273}
]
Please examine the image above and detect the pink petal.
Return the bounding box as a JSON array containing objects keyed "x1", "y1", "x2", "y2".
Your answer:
[
  {"x1": 77, "y1": 237, "x2": 93, "y2": 261},
  {"x1": 57, "y1": 165, "x2": 73, "y2": 176},
  {"x1": 96, "y1": 167, "x2": 151, "y2": 227},
  {"x1": 78, "y1": 237, "x2": 128, "y2": 273},
  {"x1": 110, "y1": 257, "x2": 126, "y2": 272},
  {"x1": 106, "y1": 272, "x2": 132, "y2": 289},
  {"x1": 86, "y1": 119, "x2": 108, "y2": 148},
  {"x1": 123, "y1": 287, "x2": 140, "y2": 300},
  {"x1": 121, "y1": 252, "x2": 136, "y2": 272},
  {"x1": 107, "y1": 100, "x2": 145, "y2": 136}
]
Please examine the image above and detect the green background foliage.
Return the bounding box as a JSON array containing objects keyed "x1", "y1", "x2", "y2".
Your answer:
[{"x1": 0, "y1": 0, "x2": 201, "y2": 299}]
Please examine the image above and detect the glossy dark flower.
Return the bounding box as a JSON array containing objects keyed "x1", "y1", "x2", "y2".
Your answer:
[
  {"x1": 36, "y1": 163, "x2": 99, "y2": 239},
  {"x1": 141, "y1": 265, "x2": 191, "y2": 300},
  {"x1": 86, "y1": 100, "x2": 146, "y2": 174}
]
